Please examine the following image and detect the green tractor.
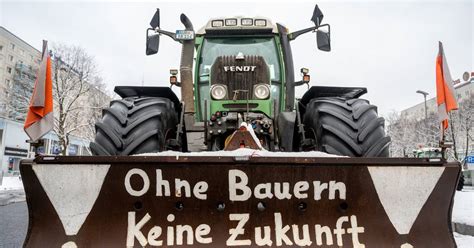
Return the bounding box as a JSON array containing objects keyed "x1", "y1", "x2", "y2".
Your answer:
[
  {"x1": 23, "y1": 5, "x2": 466, "y2": 247},
  {"x1": 412, "y1": 147, "x2": 465, "y2": 190},
  {"x1": 90, "y1": 5, "x2": 390, "y2": 156},
  {"x1": 412, "y1": 147, "x2": 443, "y2": 159}
]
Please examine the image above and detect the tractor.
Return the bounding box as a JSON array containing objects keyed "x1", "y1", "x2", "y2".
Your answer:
[
  {"x1": 90, "y1": 5, "x2": 390, "y2": 156},
  {"x1": 20, "y1": 5, "x2": 462, "y2": 247}
]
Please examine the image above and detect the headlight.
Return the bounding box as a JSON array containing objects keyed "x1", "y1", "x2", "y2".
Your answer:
[
  {"x1": 253, "y1": 84, "x2": 270, "y2": 99},
  {"x1": 210, "y1": 84, "x2": 227, "y2": 100}
]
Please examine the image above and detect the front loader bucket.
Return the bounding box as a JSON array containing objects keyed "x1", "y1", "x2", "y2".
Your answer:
[{"x1": 20, "y1": 153, "x2": 459, "y2": 247}]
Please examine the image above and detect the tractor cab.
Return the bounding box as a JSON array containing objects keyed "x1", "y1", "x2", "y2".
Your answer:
[{"x1": 98, "y1": 4, "x2": 388, "y2": 156}]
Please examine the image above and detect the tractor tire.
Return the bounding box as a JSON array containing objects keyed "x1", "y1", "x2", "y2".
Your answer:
[
  {"x1": 90, "y1": 97, "x2": 178, "y2": 155},
  {"x1": 303, "y1": 97, "x2": 391, "y2": 157}
]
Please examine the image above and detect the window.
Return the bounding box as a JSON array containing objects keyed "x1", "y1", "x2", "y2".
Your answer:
[
  {"x1": 199, "y1": 38, "x2": 281, "y2": 81},
  {"x1": 20, "y1": 49, "x2": 24, "y2": 55},
  {"x1": 0, "y1": 45, "x2": 3, "y2": 52},
  {"x1": 68, "y1": 144, "x2": 79, "y2": 155},
  {"x1": 5, "y1": 79, "x2": 10, "y2": 85},
  {"x1": 8, "y1": 55, "x2": 13, "y2": 62},
  {"x1": 30, "y1": 55, "x2": 34, "y2": 61},
  {"x1": 7, "y1": 67, "x2": 12, "y2": 74},
  {"x1": 10, "y1": 43, "x2": 15, "y2": 50}
]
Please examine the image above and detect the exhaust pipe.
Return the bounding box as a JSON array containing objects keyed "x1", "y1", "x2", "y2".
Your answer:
[{"x1": 179, "y1": 14, "x2": 195, "y2": 113}]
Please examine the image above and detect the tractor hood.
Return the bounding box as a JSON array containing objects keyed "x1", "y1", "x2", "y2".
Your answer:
[{"x1": 210, "y1": 55, "x2": 270, "y2": 100}]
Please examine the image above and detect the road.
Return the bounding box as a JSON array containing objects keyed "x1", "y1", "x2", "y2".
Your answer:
[{"x1": 0, "y1": 202, "x2": 27, "y2": 248}]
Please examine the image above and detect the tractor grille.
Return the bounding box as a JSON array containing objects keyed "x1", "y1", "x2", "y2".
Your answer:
[{"x1": 211, "y1": 55, "x2": 269, "y2": 100}]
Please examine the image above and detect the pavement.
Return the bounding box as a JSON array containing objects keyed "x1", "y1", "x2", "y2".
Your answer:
[
  {"x1": 452, "y1": 186, "x2": 474, "y2": 236},
  {"x1": 0, "y1": 202, "x2": 27, "y2": 248}
]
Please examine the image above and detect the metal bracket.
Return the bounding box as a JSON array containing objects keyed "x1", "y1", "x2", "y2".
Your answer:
[
  {"x1": 296, "y1": 100, "x2": 315, "y2": 151},
  {"x1": 439, "y1": 140, "x2": 453, "y2": 161},
  {"x1": 166, "y1": 102, "x2": 185, "y2": 151}
]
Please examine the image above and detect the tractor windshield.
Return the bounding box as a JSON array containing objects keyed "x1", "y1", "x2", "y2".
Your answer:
[
  {"x1": 198, "y1": 37, "x2": 281, "y2": 81},
  {"x1": 197, "y1": 37, "x2": 282, "y2": 118}
]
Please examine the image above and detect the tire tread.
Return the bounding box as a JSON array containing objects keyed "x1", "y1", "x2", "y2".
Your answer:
[
  {"x1": 303, "y1": 97, "x2": 390, "y2": 157},
  {"x1": 91, "y1": 97, "x2": 177, "y2": 155}
]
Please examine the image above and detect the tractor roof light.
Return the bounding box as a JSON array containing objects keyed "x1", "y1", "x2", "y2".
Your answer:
[
  {"x1": 241, "y1": 18, "x2": 253, "y2": 26},
  {"x1": 254, "y1": 19, "x2": 267, "y2": 26},
  {"x1": 225, "y1": 19, "x2": 238, "y2": 26},
  {"x1": 211, "y1": 20, "x2": 224, "y2": 27},
  {"x1": 211, "y1": 84, "x2": 227, "y2": 100}
]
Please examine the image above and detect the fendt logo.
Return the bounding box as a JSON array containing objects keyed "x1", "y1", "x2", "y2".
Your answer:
[{"x1": 224, "y1": 66, "x2": 257, "y2": 72}]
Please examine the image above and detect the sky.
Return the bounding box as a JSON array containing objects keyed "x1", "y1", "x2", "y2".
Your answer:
[{"x1": 1, "y1": 0, "x2": 472, "y2": 117}]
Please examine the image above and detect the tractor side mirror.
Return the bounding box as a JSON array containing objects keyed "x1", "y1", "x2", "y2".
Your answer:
[
  {"x1": 146, "y1": 32, "x2": 160, "y2": 55},
  {"x1": 146, "y1": 9, "x2": 161, "y2": 56},
  {"x1": 316, "y1": 25, "x2": 331, "y2": 52}
]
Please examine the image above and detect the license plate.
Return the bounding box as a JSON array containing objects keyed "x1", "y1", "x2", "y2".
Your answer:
[{"x1": 176, "y1": 30, "x2": 194, "y2": 40}]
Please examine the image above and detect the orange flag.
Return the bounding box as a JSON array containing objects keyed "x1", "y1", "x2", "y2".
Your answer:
[
  {"x1": 24, "y1": 40, "x2": 54, "y2": 142},
  {"x1": 435, "y1": 41, "x2": 458, "y2": 131}
]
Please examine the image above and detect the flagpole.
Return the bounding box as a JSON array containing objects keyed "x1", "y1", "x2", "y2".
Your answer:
[
  {"x1": 440, "y1": 123, "x2": 446, "y2": 161},
  {"x1": 26, "y1": 140, "x2": 42, "y2": 158},
  {"x1": 23, "y1": 40, "x2": 54, "y2": 157}
]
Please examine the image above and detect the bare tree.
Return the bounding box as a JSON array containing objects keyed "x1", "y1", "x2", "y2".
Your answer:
[
  {"x1": 386, "y1": 111, "x2": 413, "y2": 157},
  {"x1": 51, "y1": 43, "x2": 102, "y2": 155},
  {"x1": 387, "y1": 91, "x2": 473, "y2": 160},
  {"x1": 451, "y1": 91, "x2": 474, "y2": 159},
  {"x1": 461, "y1": 95, "x2": 474, "y2": 158},
  {"x1": 79, "y1": 79, "x2": 110, "y2": 154},
  {"x1": 2, "y1": 64, "x2": 38, "y2": 121}
]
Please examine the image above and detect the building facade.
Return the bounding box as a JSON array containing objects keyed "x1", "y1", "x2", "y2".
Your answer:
[
  {"x1": 398, "y1": 73, "x2": 473, "y2": 185},
  {"x1": 0, "y1": 27, "x2": 111, "y2": 175},
  {"x1": 401, "y1": 73, "x2": 474, "y2": 121},
  {"x1": 0, "y1": 26, "x2": 42, "y2": 121},
  {"x1": 0, "y1": 117, "x2": 92, "y2": 175}
]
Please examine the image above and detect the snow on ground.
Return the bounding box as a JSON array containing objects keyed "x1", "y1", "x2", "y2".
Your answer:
[
  {"x1": 453, "y1": 187, "x2": 474, "y2": 227},
  {"x1": 0, "y1": 176, "x2": 25, "y2": 206},
  {"x1": 0, "y1": 176, "x2": 23, "y2": 191},
  {"x1": 0, "y1": 189, "x2": 25, "y2": 206},
  {"x1": 454, "y1": 232, "x2": 474, "y2": 248},
  {"x1": 136, "y1": 148, "x2": 342, "y2": 158}
]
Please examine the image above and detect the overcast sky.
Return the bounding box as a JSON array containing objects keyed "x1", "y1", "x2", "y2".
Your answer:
[{"x1": 1, "y1": 0, "x2": 472, "y2": 116}]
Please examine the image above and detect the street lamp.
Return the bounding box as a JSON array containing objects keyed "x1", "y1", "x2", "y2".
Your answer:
[{"x1": 416, "y1": 90, "x2": 429, "y2": 119}]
